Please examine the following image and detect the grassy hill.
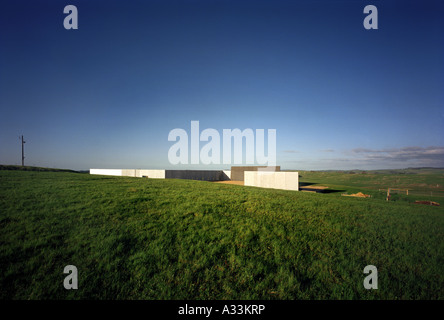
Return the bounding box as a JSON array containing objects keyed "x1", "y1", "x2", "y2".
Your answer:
[
  {"x1": 296, "y1": 168, "x2": 444, "y2": 199},
  {"x1": 0, "y1": 164, "x2": 79, "y2": 173},
  {"x1": 1, "y1": 169, "x2": 443, "y2": 299}
]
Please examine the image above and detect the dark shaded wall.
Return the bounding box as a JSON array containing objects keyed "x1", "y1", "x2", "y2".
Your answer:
[{"x1": 165, "y1": 170, "x2": 230, "y2": 181}]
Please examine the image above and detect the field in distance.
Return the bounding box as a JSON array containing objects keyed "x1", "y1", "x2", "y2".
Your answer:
[
  {"x1": 295, "y1": 168, "x2": 444, "y2": 199},
  {"x1": 0, "y1": 168, "x2": 443, "y2": 299}
]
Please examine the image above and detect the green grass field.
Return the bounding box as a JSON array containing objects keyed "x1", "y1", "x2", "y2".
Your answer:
[
  {"x1": 1, "y1": 168, "x2": 443, "y2": 299},
  {"x1": 297, "y1": 168, "x2": 444, "y2": 198}
]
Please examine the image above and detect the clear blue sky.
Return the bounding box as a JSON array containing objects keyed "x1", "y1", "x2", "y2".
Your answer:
[{"x1": 1, "y1": 0, "x2": 443, "y2": 170}]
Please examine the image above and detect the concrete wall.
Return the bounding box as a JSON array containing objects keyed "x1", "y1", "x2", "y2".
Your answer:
[
  {"x1": 122, "y1": 169, "x2": 137, "y2": 177},
  {"x1": 230, "y1": 166, "x2": 281, "y2": 181},
  {"x1": 137, "y1": 170, "x2": 166, "y2": 179},
  {"x1": 90, "y1": 169, "x2": 123, "y2": 176},
  {"x1": 244, "y1": 171, "x2": 299, "y2": 191},
  {"x1": 165, "y1": 170, "x2": 228, "y2": 181},
  {"x1": 90, "y1": 169, "x2": 165, "y2": 178},
  {"x1": 90, "y1": 168, "x2": 298, "y2": 191},
  {"x1": 90, "y1": 169, "x2": 229, "y2": 181}
]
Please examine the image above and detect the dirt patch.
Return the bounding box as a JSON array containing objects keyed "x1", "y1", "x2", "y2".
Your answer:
[
  {"x1": 414, "y1": 201, "x2": 440, "y2": 206},
  {"x1": 299, "y1": 185, "x2": 330, "y2": 193},
  {"x1": 300, "y1": 185, "x2": 329, "y2": 190},
  {"x1": 342, "y1": 192, "x2": 371, "y2": 198},
  {"x1": 213, "y1": 181, "x2": 244, "y2": 186}
]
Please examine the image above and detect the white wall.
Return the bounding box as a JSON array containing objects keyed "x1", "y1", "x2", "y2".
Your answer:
[
  {"x1": 90, "y1": 169, "x2": 166, "y2": 178},
  {"x1": 223, "y1": 170, "x2": 231, "y2": 180},
  {"x1": 137, "y1": 170, "x2": 166, "y2": 178},
  {"x1": 122, "y1": 169, "x2": 137, "y2": 177},
  {"x1": 90, "y1": 169, "x2": 123, "y2": 176},
  {"x1": 244, "y1": 171, "x2": 299, "y2": 191}
]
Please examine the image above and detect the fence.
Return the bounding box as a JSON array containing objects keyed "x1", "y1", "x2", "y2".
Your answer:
[{"x1": 379, "y1": 188, "x2": 444, "y2": 199}]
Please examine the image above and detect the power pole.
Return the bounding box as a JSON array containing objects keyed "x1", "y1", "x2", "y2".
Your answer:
[{"x1": 20, "y1": 135, "x2": 26, "y2": 166}]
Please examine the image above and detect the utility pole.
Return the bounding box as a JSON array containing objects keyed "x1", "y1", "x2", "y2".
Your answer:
[{"x1": 20, "y1": 135, "x2": 26, "y2": 166}]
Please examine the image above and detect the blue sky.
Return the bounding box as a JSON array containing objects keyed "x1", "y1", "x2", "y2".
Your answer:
[{"x1": 1, "y1": 0, "x2": 443, "y2": 170}]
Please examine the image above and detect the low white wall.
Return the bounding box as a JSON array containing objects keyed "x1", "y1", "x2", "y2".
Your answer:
[
  {"x1": 223, "y1": 170, "x2": 231, "y2": 180},
  {"x1": 90, "y1": 169, "x2": 123, "y2": 176},
  {"x1": 89, "y1": 169, "x2": 165, "y2": 178},
  {"x1": 122, "y1": 169, "x2": 137, "y2": 177},
  {"x1": 244, "y1": 171, "x2": 299, "y2": 191},
  {"x1": 137, "y1": 170, "x2": 166, "y2": 179}
]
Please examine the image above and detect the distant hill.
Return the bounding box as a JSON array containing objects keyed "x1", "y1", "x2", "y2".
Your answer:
[
  {"x1": 285, "y1": 168, "x2": 444, "y2": 175},
  {"x1": 0, "y1": 165, "x2": 79, "y2": 173}
]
